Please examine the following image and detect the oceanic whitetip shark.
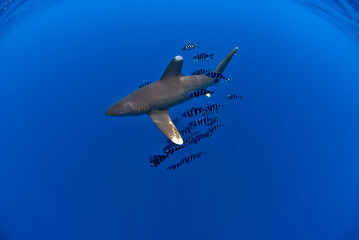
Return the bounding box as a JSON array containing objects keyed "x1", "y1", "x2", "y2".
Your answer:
[{"x1": 106, "y1": 47, "x2": 238, "y2": 145}]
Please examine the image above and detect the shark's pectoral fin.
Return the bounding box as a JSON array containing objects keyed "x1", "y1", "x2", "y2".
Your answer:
[{"x1": 148, "y1": 109, "x2": 183, "y2": 145}]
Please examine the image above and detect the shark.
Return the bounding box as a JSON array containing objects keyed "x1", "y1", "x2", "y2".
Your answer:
[{"x1": 105, "y1": 47, "x2": 238, "y2": 145}]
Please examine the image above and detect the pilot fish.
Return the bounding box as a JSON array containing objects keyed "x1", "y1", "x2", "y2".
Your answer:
[
  {"x1": 182, "y1": 106, "x2": 205, "y2": 117},
  {"x1": 193, "y1": 53, "x2": 214, "y2": 63},
  {"x1": 205, "y1": 72, "x2": 231, "y2": 83},
  {"x1": 186, "y1": 89, "x2": 214, "y2": 98},
  {"x1": 192, "y1": 68, "x2": 213, "y2": 75},
  {"x1": 179, "y1": 126, "x2": 195, "y2": 136},
  {"x1": 163, "y1": 144, "x2": 185, "y2": 155},
  {"x1": 189, "y1": 116, "x2": 218, "y2": 127},
  {"x1": 139, "y1": 80, "x2": 152, "y2": 88},
  {"x1": 206, "y1": 123, "x2": 226, "y2": 135},
  {"x1": 226, "y1": 94, "x2": 242, "y2": 100},
  {"x1": 202, "y1": 104, "x2": 224, "y2": 116},
  {"x1": 172, "y1": 117, "x2": 180, "y2": 125},
  {"x1": 182, "y1": 42, "x2": 199, "y2": 51},
  {"x1": 167, "y1": 151, "x2": 208, "y2": 170},
  {"x1": 149, "y1": 154, "x2": 168, "y2": 167},
  {"x1": 188, "y1": 132, "x2": 212, "y2": 144}
]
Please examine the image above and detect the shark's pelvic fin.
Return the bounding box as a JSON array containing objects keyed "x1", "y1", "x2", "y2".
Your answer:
[
  {"x1": 160, "y1": 56, "x2": 184, "y2": 81},
  {"x1": 148, "y1": 109, "x2": 184, "y2": 145},
  {"x1": 215, "y1": 47, "x2": 238, "y2": 75}
]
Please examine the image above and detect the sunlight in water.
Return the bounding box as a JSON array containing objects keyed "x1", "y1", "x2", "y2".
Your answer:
[
  {"x1": 291, "y1": 0, "x2": 359, "y2": 46},
  {"x1": 0, "y1": 0, "x2": 62, "y2": 39}
]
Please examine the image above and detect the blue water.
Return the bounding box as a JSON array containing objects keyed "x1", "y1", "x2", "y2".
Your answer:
[
  {"x1": 1, "y1": 0, "x2": 359, "y2": 239},
  {"x1": 292, "y1": 0, "x2": 359, "y2": 46}
]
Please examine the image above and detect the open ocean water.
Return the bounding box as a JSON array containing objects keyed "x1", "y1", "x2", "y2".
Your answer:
[{"x1": 1, "y1": 0, "x2": 359, "y2": 239}]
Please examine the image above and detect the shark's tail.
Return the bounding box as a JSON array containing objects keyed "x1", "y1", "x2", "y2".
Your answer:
[{"x1": 215, "y1": 47, "x2": 238, "y2": 75}]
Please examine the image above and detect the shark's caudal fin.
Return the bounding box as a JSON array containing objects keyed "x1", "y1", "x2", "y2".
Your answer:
[
  {"x1": 215, "y1": 47, "x2": 238, "y2": 75},
  {"x1": 148, "y1": 109, "x2": 184, "y2": 145}
]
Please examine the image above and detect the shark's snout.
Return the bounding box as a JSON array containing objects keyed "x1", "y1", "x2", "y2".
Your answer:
[
  {"x1": 105, "y1": 107, "x2": 116, "y2": 116},
  {"x1": 105, "y1": 101, "x2": 123, "y2": 116},
  {"x1": 105, "y1": 104, "x2": 124, "y2": 116},
  {"x1": 105, "y1": 100, "x2": 136, "y2": 116}
]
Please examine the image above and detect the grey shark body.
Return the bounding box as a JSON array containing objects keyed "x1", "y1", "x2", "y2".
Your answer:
[{"x1": 106, "y1": 47, "x2": 238, "y2": 145}]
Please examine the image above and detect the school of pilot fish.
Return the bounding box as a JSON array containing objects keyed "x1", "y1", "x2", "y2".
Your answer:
[{"x1": 147, "y1": 42, "x2": 243, "y2": 171}]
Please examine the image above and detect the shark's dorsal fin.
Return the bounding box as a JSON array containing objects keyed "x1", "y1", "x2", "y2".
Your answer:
[
  {"x1": 160, "y1": 56, "x2": 184, "y2": 81},
  {"x1": 148, "y1": 109, "x2": 183, "y2": 145}
]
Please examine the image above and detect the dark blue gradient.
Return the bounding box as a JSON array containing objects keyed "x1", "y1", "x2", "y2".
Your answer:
[{"x1": 1, "y1": 0, "x2": 359, "y2": 239}]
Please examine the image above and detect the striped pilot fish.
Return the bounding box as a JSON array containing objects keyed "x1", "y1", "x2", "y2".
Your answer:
[
  {"x1": 206, "y1": 123, "x2": 227, "y2": 135},
  {"x1": 178, "y1": 126, "x2": 195, "y2": 136},
  {"x1": 202, "y1": 104, "x2": 224, "y2": 116},
  {"x1": 182, "y1": 106, "x2": 205, "y2": 117},
  {"x1": 186, "y1": 130, "x2": 200, "y2": 139},
  {"x1": 167, "y1": 151, "x2": 208, "y2": 170},
  {"x1": 205, "y1": 72, "x2": 231, "y2": 83},
  {"x1": 188, "y1": 132, "x2": 212, "y2": 144},
  {"x1": 172, "y1": 117, "x2": 180, "y2": 125},
  {"x1": 182, "y1": 42, "x2": 199, "y2": 51},
  {"x1": 189, "y1": 116, "x2": 218, "y2": 127},
  {"x1": 226, "y1": 94, "x2": 242, "y2": 100},
  {"x1": 186, "y1": 89, "x2": 214, "y2": 98},
  {"x1": 139, "y1": 80, "x2": 152, "y2": 88},
  {"x1": 149, "y1": 154, "x2": 168, "y2": 167},
  {"x1": 162, "y1": 144, "x2": 185, "y2": 155},
  {"x1": 193, "y1": 53, "x2": 214, "y2": 63},
  {"x1": 192, "y1": 68, "x2": 213, "y2": 75}
]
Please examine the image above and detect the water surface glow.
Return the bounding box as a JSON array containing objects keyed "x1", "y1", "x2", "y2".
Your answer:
[
  {"x1": 291, "y1": 0, "x2": 359, "y2": 46},
  {"x1": 0, "y1": 0, "x2": 61, "y2": 39}
]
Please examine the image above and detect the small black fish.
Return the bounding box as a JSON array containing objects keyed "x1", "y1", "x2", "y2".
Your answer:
[
  {"x1": 168, "y1": 164, "x2": 177, "y2": 170},
  {"x1": 179, "y1": 126, "x2": 195, "y2": 135},
  {"x1": 182, "y1": 42, "x2": 199, "y2": 51},
  {"x1": 163, "y1": 144, "x2": 185, "y2": 155},
  {"x1": 189, "y1": 116, "x2": 218, "y2": 127},
  {"x1": 139, "y1": 80, "x2": 152, "y2": 88},
  {"x1": 226, "y1": 94, "x2": 242, "y2": 100},
  {"x1": 186, "y1": 89, "x2": 214, "y2": 98},
  {"x1": 163, "y1": 142, "x2": 175, "y2": 150},
  {"x1": 193, "y1": 53, "x2": 214, "y2": 63},
  {"x1": 192, "y1": 68, "x2": 213, "y2": 75},
  {"x1": 172, "y1": 117, "x2": 180, "y2": 125},
  {"x1": 188, "y1": 133, "x2": 211, "y2": 144},
  {"x1": 206, "y1": 123, "x2": 226, "y2": 135},
  {"x1": 167, "y1": 151, "x2": 208, "y2": 170},
  {"x1": 149, "y1": 154, "x2": 168, "y2": 167},
  {"x1": 187, "y1": 130, "x2": 200, "y2": 138},
  {"x1": 205, "y1": 72, "x2": 231, "y2": 83},
  {"x1": 182, "y1": 107, "x2": 204, "y2": 118},
  {"x1": 183, "y1": 130, "x2": 200, "y2": 143},
  {"x1": 202, "y1": 104, "x2": 224, "y2": 116}
]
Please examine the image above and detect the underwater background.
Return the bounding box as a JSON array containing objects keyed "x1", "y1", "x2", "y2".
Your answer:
[{"x1": 1, "y1": 0, "x2": 359, "y2": 239}]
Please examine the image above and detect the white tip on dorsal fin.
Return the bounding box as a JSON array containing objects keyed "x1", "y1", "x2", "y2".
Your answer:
[
  {"x1": 148, "y1": 109, "x2": 183, "y2": 145},
  {"x1": 160, "y1": 55, "x2": 184, "y2": 81}
]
